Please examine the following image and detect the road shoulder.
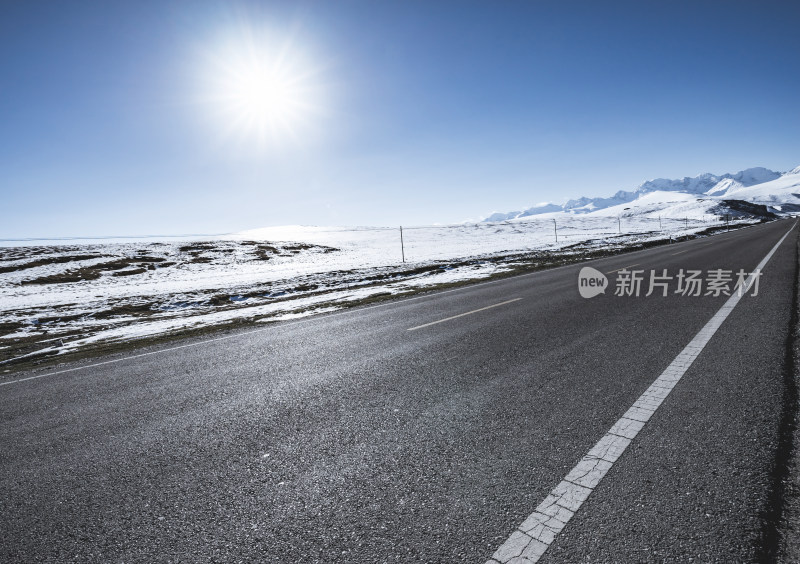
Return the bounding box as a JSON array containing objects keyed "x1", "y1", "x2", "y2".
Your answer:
[{"x1": 781, "y1": 229, "x2": 800, "y2": 561}]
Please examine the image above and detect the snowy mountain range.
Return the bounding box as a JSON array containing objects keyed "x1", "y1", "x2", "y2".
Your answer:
[{"x1": 484, "y1": 165, "x2": 800, "y2": 222}]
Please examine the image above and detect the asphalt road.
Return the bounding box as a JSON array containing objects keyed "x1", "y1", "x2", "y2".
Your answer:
[{"x1": 1, "y1": 219, "x2": 797, "y2": 563}]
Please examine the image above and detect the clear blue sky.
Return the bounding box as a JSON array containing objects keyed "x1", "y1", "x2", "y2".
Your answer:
[{"x1": 2, "y1": 0, "x2": 799, "y2": 237}]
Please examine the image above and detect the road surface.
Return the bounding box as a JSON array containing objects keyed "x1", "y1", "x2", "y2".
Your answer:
[{"x1": 1, "y1": 219, "x2": 797, "y2": 563}]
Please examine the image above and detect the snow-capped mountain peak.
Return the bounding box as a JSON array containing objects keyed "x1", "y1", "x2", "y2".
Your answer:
[
  {"x1": 705, "y1": 178, "x2": 740, "y2": 196},
  {"x1": 483, "y1": 165, "x2": 798, "y2": 222},
  {"x1": 632, "y1": 167, "x2": 781, "y2": 198}
]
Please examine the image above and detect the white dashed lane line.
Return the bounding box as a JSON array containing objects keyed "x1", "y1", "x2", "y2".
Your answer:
[
  {"x1": 605, "y1": 263, "x2": 639, "y2": 274},
  {"x1": 407, "y1": 298, "x2": 522, "y2": 331},
  {"x1": 486, "y1": 221, "x2": 796, "y2": 564}
]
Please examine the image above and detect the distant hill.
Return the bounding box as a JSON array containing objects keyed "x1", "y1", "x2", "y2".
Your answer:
[{"x1": 484, "y1": 165, "x2": 800, "y2": 221}]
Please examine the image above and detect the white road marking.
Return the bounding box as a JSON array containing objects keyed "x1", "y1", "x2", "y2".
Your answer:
[
  {"x1": 407, "y1": 298, "x2": 522, "y2": 331},
  {"x1": 605, "y1": 263, "x2": 639, "y2": 274},
  {"x1": 672, "y1": 241, "x2": 726, "y2": 256},
  {"x1": 487, "y1": 221, "x2": 796, "y2": 564}
]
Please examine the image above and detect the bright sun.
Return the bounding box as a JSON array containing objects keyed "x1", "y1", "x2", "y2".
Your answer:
[
  {"x1": 234, "y1": 71, "x2": 294, "y2": 119},
  {"x1": 201, "y1": 28, "x2": 321, "y2": 150},
  {"x1": 224, "y1": 61, "x2": 304, "y2": 134}
]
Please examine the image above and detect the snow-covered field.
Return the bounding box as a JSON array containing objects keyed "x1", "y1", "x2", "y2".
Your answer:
[{"x1": 0, "y1": 215, "x2": 741, "y2": 369}]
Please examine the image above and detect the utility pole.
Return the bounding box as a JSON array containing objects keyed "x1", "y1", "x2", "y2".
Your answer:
[
  {"x1": 400, "y1": 226, "x2": 405, "y2": 263},
  {"x1": 618, "y1": 216, "x2": 621, "y2": 234},
  {"x1": 659, "y1": 215, "x2": 662, "y2": 230},
  {"x1": 553, "y1": 219, "x2": 558, "y2": 243}
]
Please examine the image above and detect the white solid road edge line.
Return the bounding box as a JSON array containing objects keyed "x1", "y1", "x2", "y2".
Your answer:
[
  {"x1": 407, "y1": 298, "x2": 522, "y2": 331},
  {"x1": 486, "y1": 221, "x2": 797, "y2": 564}
]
